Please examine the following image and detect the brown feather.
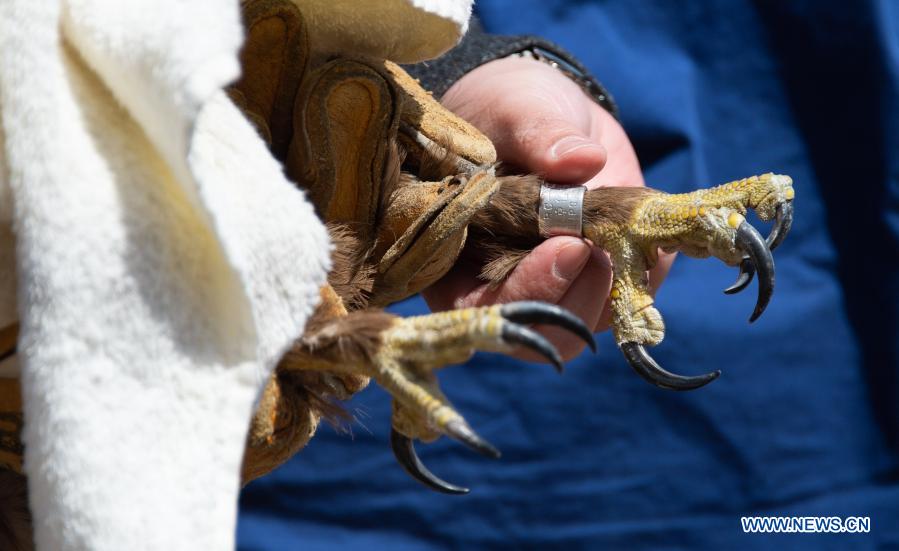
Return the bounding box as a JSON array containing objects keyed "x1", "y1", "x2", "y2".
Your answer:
[
  {"x1": 478, "y1": 247, "x2": 531, "y2": 289},
  {"x1": 467, "y1": 175, "x2": 660, "y2": 286},
  {"x1": 296, "y1": 310, "x2": 396, "y2": 367},
  {"x1": 326, "y1": 224, "x2": 375, "y2": 311},
  {"x1": 583, "y1": 186, "x2": 659, "y2": 230}
]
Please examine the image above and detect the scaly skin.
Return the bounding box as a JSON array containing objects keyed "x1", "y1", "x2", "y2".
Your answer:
[
  {"x1": 585, "y1": 173, "x2": 794, "y2": 346},
  {"x1": 291, "y1": 303, "x2": 590, "y2": 440},
  {"x1": 277, "y1": 300, "x2": 593, "y2": 493}
]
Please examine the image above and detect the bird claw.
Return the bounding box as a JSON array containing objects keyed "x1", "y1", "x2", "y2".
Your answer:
[
  {"x1": 387, "y1": 301, "x2": 592, "y2": 494},
  {"x1": 621, "y1": 342, "x2": 721, "y2": 391},
  {"x1": 767, "y1": 201, "x2": 794, "y2": 251},
  {"x1": 500, "y1": 302, "x2": 597, "y2": 353},
  {"x1": 390, "y1": 177, "x2": 794, "y2": 487},
  {"x1": 723, "y1": 257, "x2": 755, "y2": 295},
  {"x1": 390, "y1": 419, "x2": 502, "y2": 495},
  {"x1": 391, "y1": 429, "x2": 470, "y2": 495},
  {"x1": 734, "y1": 221, "x2": 775, "y2": 322},
  {"x1": 625, "y1": 214, "x2": 777, "y2": 391},
  {"x1": 445, "y1": 418, "x2": 502, "y2": 458},
  {"x1": 501, "y1": 324, "x2": 564, "y2": 372},
  {"x1": 596, "y1": 174, "x2": 795, "y2": 391},
  {"x1": 500, "y1": 301, "x2": 597, "y2": 372},
  {"x1": 723, "y1": 201, "x2": 792, "y2": 298}
]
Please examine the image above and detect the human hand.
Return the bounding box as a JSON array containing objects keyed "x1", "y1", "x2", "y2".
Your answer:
[{"x1": 422, "y1": 56, "x2": 674, "y2": 360}]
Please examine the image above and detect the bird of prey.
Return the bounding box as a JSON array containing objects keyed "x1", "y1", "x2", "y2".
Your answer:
[{"x1": 230, "y1": 0, "x2": 794, "y2": 494}]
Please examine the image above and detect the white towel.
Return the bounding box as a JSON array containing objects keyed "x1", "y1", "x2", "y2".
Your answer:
[
  {"x1": 0, "y1": 0, "x2": 472, "y2": 549},
  {"x1": 0, "y1": 0, "x2": 333, "y2": 548}
]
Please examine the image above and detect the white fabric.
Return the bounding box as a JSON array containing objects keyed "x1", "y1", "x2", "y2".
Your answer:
[{"x1": 0, "y1": 0, "x2": 332, "y2": 549}]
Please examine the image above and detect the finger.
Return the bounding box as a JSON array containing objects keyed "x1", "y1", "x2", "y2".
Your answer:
[
  {"x1": 492, "y1": 114, "x2": 607, "y2": 184},
  {"x1": 473, "y1": 238, "x2": 600, "y2": 362},
  {"x1": 442, "y1": 58, "x2": 607, "y2": 183},
  {"x1": 541, "y1": 248, "x2": 610, "y2": 360},
  {"x1": 584, "y1": 109, "x2": 643, "y2": 190},
  {"x1": 468, "y1": 237, "x2": 591, "y2": 307},
  {"x1": 422, "y1": 237, "x2": 591, "y2": 315}
]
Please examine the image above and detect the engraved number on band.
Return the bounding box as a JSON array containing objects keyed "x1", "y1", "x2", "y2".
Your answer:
[{"x1": 539, "y1": 185, "x2": 586, "y2": 237}]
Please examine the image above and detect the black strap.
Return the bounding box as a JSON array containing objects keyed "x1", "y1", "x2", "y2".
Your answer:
[{"x1": 403, "y1": 17, "x2": 618, "y2": 118}]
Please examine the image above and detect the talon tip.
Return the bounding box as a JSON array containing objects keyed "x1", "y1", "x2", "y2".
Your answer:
[
  {"x1": 547, "y1": 347, "x2": 565, "y2": 374},
  {"x1": 446, "y1": 420, "x2": 501, "y2": 459},
  {"x1": 723, "y1": 280, "x2": 750, "y2": 295},
  {"x1": 390, "y1": 429, "x2": 470, "y2": 495},
  {"x1": 552, "y1": 358, "x2": 565, "y2": 374},
  {"x1": 749, "y1": 305, "x2": 767, "y2": 323},
  {"x1": 724, "y1": 258, "x2": 755, "y2": 295}
]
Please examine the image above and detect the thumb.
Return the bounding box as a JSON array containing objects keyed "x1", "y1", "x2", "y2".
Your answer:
[
  {"x1": 442, "y1": 58, "x2": 607, "y2": 183},
  {"x1": 493, "y1": 117, "x2": 607, "y2": 183}
]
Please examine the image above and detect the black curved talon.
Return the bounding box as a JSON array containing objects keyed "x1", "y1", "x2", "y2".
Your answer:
[
  {"x1": 501, "y1": 323, "x2": 565, "y2": 372},
  {"x1": 767, "y1": 202, "x2": 794, "y2": 251},
  {"x1": 724, "y1": 258, "x2": 755, "y2": 295},
  {"x1": 723, "y1": 202, "x2": 792, "y2": 295},
  {"x1": 391, "y1": 429, "x2": 470, "y2": 495},
  {"x1": 734, "y1": 221, "x2": 775, "y2": 322},
  {"x1": 446, "y1": 419, "x2": 501, "y2": 459},
  {"x1": 621, "y1": 342, "x2": 721, "y2": 391},
  {"x1": 500, "y1": 302, "x2": 597, "y2": 352}
]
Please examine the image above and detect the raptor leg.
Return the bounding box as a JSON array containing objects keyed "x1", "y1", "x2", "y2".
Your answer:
[
  {"x1": 277, "y1": 296, "x2": 594, "y2": 493},
  {"x1": 589, "y1": 173, "x2": 795, "y2": 389},
  {"x1": 467, "y1": 173, "x2": 795, "y2": 390}
]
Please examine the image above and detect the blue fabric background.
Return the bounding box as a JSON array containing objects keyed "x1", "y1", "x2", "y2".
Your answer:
[{"x1": 238, "y1": 1, "x2": 899, "y2": 548}]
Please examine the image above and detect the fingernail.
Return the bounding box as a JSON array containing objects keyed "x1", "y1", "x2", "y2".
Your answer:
[
  {"x1": 552, "y1": 241, "x2": 590, "y2": 280},
  {"x1": 550, "y1": 135, "x2": 602, "y2": 160}
]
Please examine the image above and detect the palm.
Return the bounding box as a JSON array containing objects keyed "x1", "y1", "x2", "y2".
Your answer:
[{"x1": 423, "y1": 57, "x2": 673, "y2": 360}]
